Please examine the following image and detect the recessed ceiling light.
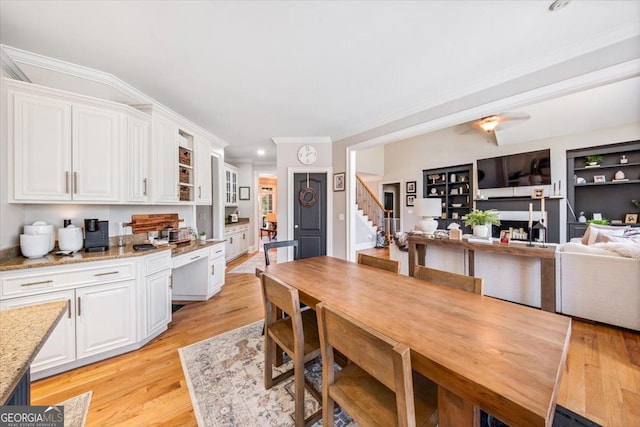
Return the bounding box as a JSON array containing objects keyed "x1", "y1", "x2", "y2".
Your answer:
[
  {"x1": 257, "y1": 149, "x2": 265, "y2": 156},
  {"x1": 549, "y1": 0, "x2": 571, "y2": 11}
]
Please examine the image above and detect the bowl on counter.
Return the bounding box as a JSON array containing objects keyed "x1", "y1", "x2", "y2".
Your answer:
[
  {"x1": 24, "y1": 221, "x2": 55, "y2": 251},
  {"x1": 20, "y1": 233, "x2": 51, "y2": 258},
  {"x1": 451, "y1": 203, "x2": 463, "y2": 208}
]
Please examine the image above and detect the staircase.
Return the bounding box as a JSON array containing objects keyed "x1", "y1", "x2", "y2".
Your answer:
[{"x1": 355, "y1": 174, "x2": 392, "y2": 245}]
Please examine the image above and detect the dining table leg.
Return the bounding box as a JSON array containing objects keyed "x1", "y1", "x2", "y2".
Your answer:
[{"x1": 438, "y1": 385, "x2": 480, "y2": 427}]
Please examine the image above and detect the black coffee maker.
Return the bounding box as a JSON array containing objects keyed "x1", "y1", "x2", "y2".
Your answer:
[{"x1": 84, "y1": 218, "x2": 109, "y2": 252}]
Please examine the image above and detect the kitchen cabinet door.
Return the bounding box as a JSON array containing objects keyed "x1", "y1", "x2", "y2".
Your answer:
[
  {"x1": 224, "y1": 165, "x2": 238, "y2": 206},
  {"x1": 75, "y1": 280, "x2": 136, "y2": 359},
  {"x1": 72, "y1": 105, "x2": 122, "y2": 201},
  {"x1": 12, "y1": 91, "x2": 72, "y2": 201},
  {"x1": 126, "y1": 114, "x2": 150, "y2": 203},
  {"x1": 195, "y1": 135, "x2": 212, "y2": 205},
  {"x1": 209, "y1": 256, "x2": 225, "y2": 296},
  {"x1": 0, "y1": 290, "x2": 76, "y2": 373},
  {"x1": 152, "y1": 115, "x2": 179, "y2": 203},
  {"x1": 145, "y1": 269, "x2": 171, "y2": 338}
]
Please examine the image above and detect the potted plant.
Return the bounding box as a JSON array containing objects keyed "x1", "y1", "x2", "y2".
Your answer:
[
  {"x1": 464, "y1": 209, "x2": 501, "y2": 238},
  {"x1": 584, "y1": 155, "x2": 603, "y2": 166},
  {"x1": 587, "y1": 218, "x2": 609, "y2": 226},
  {"x1": 198, "y1": 231, "x2": 207, "y2": 242}
]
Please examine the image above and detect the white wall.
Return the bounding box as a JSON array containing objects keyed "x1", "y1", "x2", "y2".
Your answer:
[
  {"x1": 356, "y1": 144, "x2": 384, "y2": 177},
  {"x1": 383, "y1": 121, "x2": 640, "y2": 236}
]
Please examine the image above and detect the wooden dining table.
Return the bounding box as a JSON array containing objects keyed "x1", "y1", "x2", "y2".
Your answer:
[{"x1": 260, "y1": 256, "x2": 571, "y2": 427}]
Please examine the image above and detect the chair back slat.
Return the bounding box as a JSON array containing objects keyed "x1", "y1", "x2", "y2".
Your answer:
[
  {"x1": 414, "y1": 265, "x2": 483, "y2": 295},
  {"x1": 264, "y1": 240, "x2": 299, "y2": 266},
  {"x1": 261, "y1": 273, "x2": 301, "y2": 320},
  {"x1": 357, "y1": 253, "x2": 399, "y2": 274},
  {"x1": 318, "y1": 302, "x2": 399, "y2": 391}
]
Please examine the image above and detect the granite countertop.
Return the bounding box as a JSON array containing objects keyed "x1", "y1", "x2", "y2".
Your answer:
[
  {"x1": 0, "y1": 239, "x2": 226, "y2": 273},
  {"x1": 224, "y1": 218, "x2": 250, "y2": 226},
  {"x1": 0, "y1": 301, "x2": 67, "y2": 404}
]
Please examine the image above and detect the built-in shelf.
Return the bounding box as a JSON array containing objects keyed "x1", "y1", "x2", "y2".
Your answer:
[
  {"x1": 423, "y1": 164, "x2": 473, "y2": 230},
  {"x1": 574, "y1": 161, "x2": 640, "y2": 171},
  {"x1": 575, "y1": 179, "x2": 640, "y2": 187}
]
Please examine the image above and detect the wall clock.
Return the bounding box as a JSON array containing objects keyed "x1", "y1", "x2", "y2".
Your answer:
[{"x1": 297, "y1": 144, "x2": 318, "y2": 165}]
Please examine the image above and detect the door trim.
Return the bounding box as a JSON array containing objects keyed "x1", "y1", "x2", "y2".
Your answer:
[{"x1": 287, "y1": 167, "x2": 333, "y2": 259}]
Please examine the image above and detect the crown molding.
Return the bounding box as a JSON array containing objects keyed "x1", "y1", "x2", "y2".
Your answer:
[
  {"x1": 0, "y1": 48, "x2": 30, "y2": 82},
  {"x1": 1, "y1": 45, "x2": 229, "y2": 148},
  {"x1": 272, "y1": 136, "x2": 332, "y2": 145}
]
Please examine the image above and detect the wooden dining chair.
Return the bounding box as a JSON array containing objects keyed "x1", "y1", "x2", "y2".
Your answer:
[
  {"x1": 260, "y1": 272, "x2": 322, "y2": 427},
  {"x1": 317, "y1": 302, "x2": 438, "y2": 427},
  {"x1": 357, "y1": 252, "x2": 399, "y2": 274},
  {"x1": 413, "y1": 265, "x2": 483, "y2": 295},
  {"x1": 264, "y1": 239, "x2": 299, "y2": 266}
]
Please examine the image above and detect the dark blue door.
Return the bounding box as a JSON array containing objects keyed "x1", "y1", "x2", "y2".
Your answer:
[{"x1": 293, "y1": 173, "x2": 327, "y2": 259}]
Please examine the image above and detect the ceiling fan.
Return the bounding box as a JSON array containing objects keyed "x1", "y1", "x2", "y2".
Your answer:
[{"x1": 455, "y1": 112, "x2": 531, "y2": 144}]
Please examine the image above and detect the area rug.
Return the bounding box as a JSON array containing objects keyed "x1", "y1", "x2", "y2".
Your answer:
[
  {"x1": 179, "y1": 321, "x2": 598, "y2": 427},
  {"x1": 178, "y1": 321, "x2": 354, "y2": 427},
  {"x1": 55, "y1": 390, "x2": 92, "y2": 427},
  {"x1": 228, "y1": 253, "x2": 266, "y2": 274}
]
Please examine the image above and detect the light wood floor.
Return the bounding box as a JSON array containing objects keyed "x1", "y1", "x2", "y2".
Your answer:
[{"x1": 31, "y1": 250, "x2": 639, "y2": 426}]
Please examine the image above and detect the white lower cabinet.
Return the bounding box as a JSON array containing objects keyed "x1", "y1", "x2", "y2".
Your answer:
[
  {"x1": 0, "y1": 250, "x2": 174, "y2": 379},
  {"x1": 0, "y1": 290, "x2": 76, "y2": 372},
  {"x1": 225, "y1": 224, "x2": 249, "y2": 262},
  {"x1": 75, "y1": 280, "x2": 136, "y2": 358},
  {"x1": 209, "y1": 244, "x2": 226, "y2": 295}
]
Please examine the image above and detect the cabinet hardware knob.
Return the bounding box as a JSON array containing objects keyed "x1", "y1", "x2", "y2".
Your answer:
[
  {"x1": 190, "y1": 255, "x2": 200, "y2": 260},
  {"x1": 94, "y1": 271, "x2": 119, "y2": 277},
  {"x1": 143, "y1": 178, "x2": 148, "y2": 196},
  {"x1": 67, "y1": 299, "x2": 72, "y2": 318},
  {"x1": 65, "y1": 171, "x2": 70, "y2": 193},
  {"x1": 77, "y1": 297, "x2": 81, "y2": 316},
  {"x1": 21, "y1": 279, "x2": 53, "y2": 287},
  {"x1": 211, "y1": 265, "x2": 215, "y2": 275},
  {"x1": 73, "y1": 172, "x2": 78, "y2": 194}
]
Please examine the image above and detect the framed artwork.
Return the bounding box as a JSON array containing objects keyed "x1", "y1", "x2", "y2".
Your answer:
[
  {"x1": 593, "y1": 213, "x2": 602, "y2": 220},
  {"x1": 532, "y1": 188, "x2": 545, "y2": 199},
  {"x1": 406, "y1": 181, "x2": 416, "y2": 194},
  {"x1": 333, "y1": 173, "x2": 345, "y2": 192},
  {"x1": 625, "y1": 213, "x2": 638, "y2": 224},
  {"x1": 499, "y1": 230, "x2": 511, "y2": 245},
  {"x1": 239, "y1": 186, "x2": 250, "y2": 200},
  {"x1": 593, "y1": 175, "x2": 606, "y2": 183},
  {"x1": 406, "y1": 195, "x2": 415, "y2": 207}
]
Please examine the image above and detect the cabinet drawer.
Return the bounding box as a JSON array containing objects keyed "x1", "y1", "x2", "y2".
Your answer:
[
  {"x1": 143, "y1": 250, "x2": 172, "y2": 276},
  {"x1": 209, "y1": 244, "x2": 225, "y2": 260},
  {"x1": 172, "y1": 247, "x2": 208, "y2": 269},
  {"x1": 1, "y1": 261, "x2": 136, "y2": 299}
]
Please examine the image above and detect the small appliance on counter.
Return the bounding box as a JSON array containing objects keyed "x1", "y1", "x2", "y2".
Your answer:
[
  {"x1": 23, "y1": 221, "x2": 55, "y2": 252},
  {"x1": 84, "y1": 218, "x2": 109, "y2": 252},
  {"x1": 58, "y1": 224, "x2": 84, "y2": 253},
  {"x1": 229, "y1": 213, "x2": 239, "y2": 223}
]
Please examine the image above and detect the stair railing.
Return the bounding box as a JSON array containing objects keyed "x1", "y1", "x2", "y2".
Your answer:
[{"x1": 355, "y1": 174, "x2": 392, "y2": 241}]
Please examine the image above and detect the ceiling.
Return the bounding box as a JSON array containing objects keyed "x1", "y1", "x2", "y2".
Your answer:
[{"x1": 1, "y1": 1, "x2": 639, "y2": 163}]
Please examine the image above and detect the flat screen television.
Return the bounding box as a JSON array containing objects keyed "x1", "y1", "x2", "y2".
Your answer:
[{"x1": 477, "y1": 149, "x2": 551, "y2": 189}]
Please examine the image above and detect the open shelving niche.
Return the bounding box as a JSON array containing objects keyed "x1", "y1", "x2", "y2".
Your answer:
[
  {"x1": 566, "y1": 140, "x2": 640, "y2": 239},
  {"x1": 178, "y1": 131, "x2": 194, "y2": 202},
  {"x1": 422, "y1": 163, "x2": 473, "y2": 233}
]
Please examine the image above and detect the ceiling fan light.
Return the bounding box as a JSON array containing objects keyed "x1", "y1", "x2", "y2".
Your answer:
[{"x1": 479, "y1": 116, "x2": 500, "y2": 132}]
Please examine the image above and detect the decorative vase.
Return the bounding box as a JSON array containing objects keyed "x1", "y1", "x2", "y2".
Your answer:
[
  {"x1": 473, "y1": 224, "x2": 490, "y2": 238},
  {"x1": 620, "y1": 155, "x2": 628, "y2": 164},
  {"x1": 588, "y1": 162, "x2": 598, "y2": 166}
]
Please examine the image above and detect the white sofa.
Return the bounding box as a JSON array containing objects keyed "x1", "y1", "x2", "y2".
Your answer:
[{"x1": 557, "y1": 242, "x2": 640, "y2": 331}]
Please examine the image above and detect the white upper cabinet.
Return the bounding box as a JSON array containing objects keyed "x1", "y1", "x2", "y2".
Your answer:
[
  {"x1": 126, "y1": 113, "x2": 150, "y2": 203},
  {"x1": 195, "y1": 135, "x2": 212, "y2": 205},
  {"x1": 12, "y1": 91, "x2": 72, "y2": 201},
  {"x1": 224, "y1": 163, "x2": 238, "y2": 206},
  {"x1": 71, "y1": 105, "x2": 121, "y2": 202},
  {"x1": 10, "y1": 84, "x2": 122, "y2": 203},
  {"x1": 151, "y1": 114, "x2": 180, "y2": 203}
]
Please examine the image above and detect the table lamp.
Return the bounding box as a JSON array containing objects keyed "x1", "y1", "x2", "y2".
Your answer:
[{"x1": 414, "y1": 198, "x2": 442, "y2": 235}]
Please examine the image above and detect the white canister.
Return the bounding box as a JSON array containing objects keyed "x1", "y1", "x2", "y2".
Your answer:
[
  {"x1": 20, "y1": 233, "x2": 50, "y2": 258},
  {"x1": 450, "y1": 173, "x2": 456, "y2": 183},
  {"x1": 24, "y1": 221, "x2": 54, "y2": 252},
  {"x1": 58, "y1": 225, "x2": 84, "y2": 253}
]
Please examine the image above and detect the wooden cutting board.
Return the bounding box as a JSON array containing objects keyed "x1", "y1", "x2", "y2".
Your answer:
[{"x1": 125, "y1": 214, "x2": 182, "y2": 234}]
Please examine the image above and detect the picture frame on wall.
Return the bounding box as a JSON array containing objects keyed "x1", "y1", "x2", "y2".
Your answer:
[
  {"x1": 239, "y1": 186, "x2": 250, "y2": 200},
  {"x1": 406, "y1": 195, "x2": 415, "y2": 207},
  {"x1": 333, "y1": 173, "x2": 345, "y2": 192},
  {"x1": 406, "y1": 181, "x2": 416, "y2": 194}
]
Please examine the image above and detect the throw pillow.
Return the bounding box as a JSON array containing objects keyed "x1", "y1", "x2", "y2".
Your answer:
[{"x1": 581, "y1": 224, "x2": 629, "y2": 246}]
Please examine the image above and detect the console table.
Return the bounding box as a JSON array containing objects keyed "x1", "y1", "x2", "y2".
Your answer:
[{"x1": 407, "y1": 235, "x2": 558, "y2": 312}]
